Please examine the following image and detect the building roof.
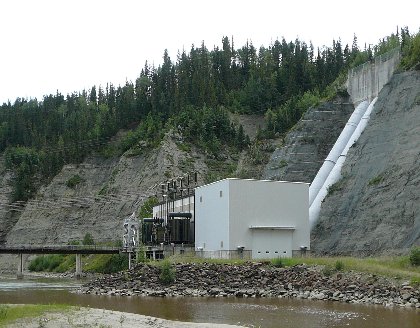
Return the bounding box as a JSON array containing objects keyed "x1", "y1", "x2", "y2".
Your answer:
[{"x1": 195, "y1": 177, "x2": 309, "y2": 190}]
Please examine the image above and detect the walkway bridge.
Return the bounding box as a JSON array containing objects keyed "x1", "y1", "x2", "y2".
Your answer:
[{"x1": 0, "y1": 245, "x2": 121, "y2": 279}]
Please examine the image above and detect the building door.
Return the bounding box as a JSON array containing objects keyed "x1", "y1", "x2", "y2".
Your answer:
[{"x1": 251, "y1": 230, "x2": 293, "y2": 259}]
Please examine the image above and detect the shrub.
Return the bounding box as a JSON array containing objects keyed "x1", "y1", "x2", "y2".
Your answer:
[
  {"x1": 66, "y1": 175, "x2": 84, "y2": 188},
  {"x1": 327, "y1": 179, "x2": 345, "y2": 196},
  {"x1": 368, "y1": 174, "x2": 383, "y2": 186},
  {"x1": 84, "y1": 254, "x2": 128, "y2": 273},
  {"x1": 409, "y1": 247, "x2": 420, "y2": 266},
  {"x1": 335, "y1": 260, "x2": 344, "y2": 271},
  {"x1": 138, "y1": 197, "x2": 159, "y2": 219},
  {"x1": 322, "y1": 265, "x2": 333, "y2": 277},
  {"x1": 159, "y1": 259, "x2": 175, "y2": 284},
  {"x1": 55, "y1": 255, "x2": 76, "y2": 272},
  {"x1": 82, "y1": 233, "x2": 95, "y2": 245},
  {"x1": 401, "y1": 32, "x2": 420, "y2": 70},
  {"x1": 28, "y1": 255, "x2": 65, "y2": 272},
  {"x1": 271, "y1": 258, "x2": 283, "y2": 268}
]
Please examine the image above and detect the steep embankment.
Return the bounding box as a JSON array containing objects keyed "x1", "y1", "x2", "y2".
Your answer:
[
  {"x1": 312, "y1": 71, "x2": 420, "y2": 255},
  {"x1": 263, "y1": 95, "x2": 354, "y2": 183},
  {"x1": 0, "y1": 154, "x2": 18, "y2": 244},
  {"x1": 3, "y1": 133, "x2": 207, "y2": 245}
]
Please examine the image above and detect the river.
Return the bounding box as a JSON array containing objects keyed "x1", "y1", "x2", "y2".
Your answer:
[{"x1": 0, "y1": 275, "x2": 418, "y2": 328}]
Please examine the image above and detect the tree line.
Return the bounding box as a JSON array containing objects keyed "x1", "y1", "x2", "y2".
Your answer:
[{"x1": 1, "y1": 28, "x2": 418, "y2": 201}]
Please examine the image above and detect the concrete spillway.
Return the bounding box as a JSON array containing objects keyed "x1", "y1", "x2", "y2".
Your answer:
[{"x1": 309, "y1": 48, "x2": 400, "y2": 228}]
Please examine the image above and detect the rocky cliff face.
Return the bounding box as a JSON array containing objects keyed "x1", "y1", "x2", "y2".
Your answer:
[
  {"x1": 2, "y1": 133, "x2": 207, "y2": 245},
  {"x1": 312, "y1": 71, "x2": 420, "y2": 255},
  {"x1": 0, "y1": 154, "x2": 18, "y2": 244},
  {"x1": 262, "y1": 95, "x2": 354, "y2": 183}
]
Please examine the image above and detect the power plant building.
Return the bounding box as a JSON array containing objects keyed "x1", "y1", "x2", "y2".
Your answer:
[
  {"x1": 195, "y1": 179, "x2": 310, "y2": 259},
  {"x1": 150, "y1": 178, "x2": 310, "y2": 259}
]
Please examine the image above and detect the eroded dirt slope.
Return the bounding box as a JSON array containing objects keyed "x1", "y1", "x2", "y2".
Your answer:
[
  {"x1": 262, "y1": 95, "x2": 354, "y2": 183},
  {"x1": 3, "y1": 133, "x2": 207, "y2": 245}
]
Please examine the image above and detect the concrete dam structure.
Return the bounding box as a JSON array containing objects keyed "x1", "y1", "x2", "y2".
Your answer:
[
  {"x1": 309, "y1": 48, "x2": 401, "y2": 227},
  {"x1": 346, "y1": 47, "x2": 401, "y2": 104}
]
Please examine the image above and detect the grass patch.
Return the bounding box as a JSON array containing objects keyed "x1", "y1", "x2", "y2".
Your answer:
[
  {"x1": 66, "y1": 175, "x2": 84, "y2": 188},
  {"x1": 84, "y1": 254, "x2": 128, "y2": 274},
  {"x1": 0, "y1": 304, "x2": 72, "y2": 327},
  {"x1": 409, "y1": 247, "x2": 420, "y2": 266},
  {"x1": 167, "y1": 254, "x2": 248, "y2": 266},
  {"x1": 28, "y1": 254, "x2": 76, "y2": 273},
  {"x1": 327, "y1": 178, "x2": 346, "y2": 196},
  {"x1": 176, "y1": 142, "x2": 191, "y2": 152},
  {"x1": 169, "y1": 255, "x2": 420, "y2": 281},
  {"x1": 368, "y1": 174, "x2": 384, "y2": 186},
  {"x1": 204, "y1": 158, "x2": 237, "y2": 184},
  {"x1": 279, "y1": 256, "x2": 420, "y2": 281},
  {"x1": 271, "y1": 258, "x2": 284, "y2": 268}
]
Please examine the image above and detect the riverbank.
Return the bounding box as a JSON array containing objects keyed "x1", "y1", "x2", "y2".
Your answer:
[
  {"x1": 2, "y1": 305, "x2": 242, "y2": 328},
  {"x1": 79, "y1": 262, "x2": 420, "y2": 309}
]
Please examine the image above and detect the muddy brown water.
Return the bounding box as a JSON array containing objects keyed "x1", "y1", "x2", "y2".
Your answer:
[{"x1": 0, "y1": 276, "x2": 418, "y2": 328}]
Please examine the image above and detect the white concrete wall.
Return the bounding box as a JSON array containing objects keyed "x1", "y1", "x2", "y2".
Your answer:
[
  {"x1": 228, "y1": 179, "x2": 310, "y2": 255},
  {"x1": 195, "y1": 179, "x2": 230, "y2": 251},
  {"x1": 347, "y1": 48, "x2": 400, "y2": 104}
]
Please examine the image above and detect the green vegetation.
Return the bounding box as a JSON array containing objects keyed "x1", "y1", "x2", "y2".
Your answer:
[
  {"x1": 271, "y1": 258, "x2": 284, "y2": 268},
  {"x1": 327, "y1": 177, "x2": 347, "y2": 196},
  {"x1": 28, "y1": 250, "x2": 127, "y2": 274},
  {"x1": 0, "y1": 304, "x2": 72, "y2": 327},
  {"x1": 138, "y1": 197, "x2": 159, "y2": 219},
  {"x1": 276, "y1": 256, "x2": 420, "y2": 281},
  {"x1": 368, "y1": 174, "x2": 384, "y2": 186},
  {"x1": 0, "y1": 34, "x2": 374, "y2": 201},
  {"x1": 172, "y1": 106, "x2": 249, "y2": 157},
  {"x1": 66, "y1": 174, "x2": 84, "y2": 188},
  {"x1": 334, "y1": 260, "x2": 344, "y2": 271},
  {"x1": 159, "y1": 259, "x2": 176, "y2": 284},
  {"x1": 28, "y1": 237, "x2": 128, "y2": 274},
  {"x1": 169, "y1": 255, "x2": 420, "y2": 281},
  {"x1": 82, "y1": 233, "x2": 95, "y2": 245},
  {"x1": 119, "y1": 113, "x2": 164, "y2": 154},
  {"x1": 2, "y1": 29, "x2": 418, "y2": 201},
  {"x1": 409, "y1": 247, "x2": 420, "y2": 266},
  {"x1": 204, "y1": 158, "x2": 237, "y2": 184},
  {"x1": 400, "y1": 30, "x2": 420, "y2": 70},
  {"x1": 84, "y1": 254, "x2": 129, "y2": 274},
  {"x1": 28, "y1": 254, "x2": 76, "y2": 273}
]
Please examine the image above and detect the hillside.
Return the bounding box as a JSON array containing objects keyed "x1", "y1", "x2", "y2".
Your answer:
[
  {"x1": 311, "y1": 70, "x2": 420, "y2": 255},
  {"x1": 1, "y1": 132, "x2": 210, "y2": 245},
  {"x1": 1, "y1": 31, "x2": 419, "y2": 260},
  {"x1": 262, "y1": 95, "x2": 354, "y2": 183}
]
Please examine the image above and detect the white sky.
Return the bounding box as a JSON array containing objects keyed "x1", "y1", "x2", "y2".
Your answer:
[{"x1": 0, "y1": 0, "x2": 419, "y2": 104}]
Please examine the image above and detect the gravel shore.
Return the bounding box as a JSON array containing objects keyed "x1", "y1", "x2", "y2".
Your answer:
[
  {"x1": 6, "y1": 306, "x2": 242, "y2": 328},
  {"x1": 79, "y1": 262, "x2": 420, "y2": 309}
]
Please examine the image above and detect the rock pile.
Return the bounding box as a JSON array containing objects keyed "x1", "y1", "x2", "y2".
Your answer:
[{"x1": 78, "y1": 262, "x2": 420, "y2": 309}]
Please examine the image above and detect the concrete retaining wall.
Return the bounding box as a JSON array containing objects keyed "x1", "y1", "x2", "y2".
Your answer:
[{"x1": 347, "y1": 48, "x2": 400, "y2": 104}]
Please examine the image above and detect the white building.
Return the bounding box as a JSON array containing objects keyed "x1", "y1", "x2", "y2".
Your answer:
[{"x1": 195, "y1": 178, "x2": 310, "y2": 259}]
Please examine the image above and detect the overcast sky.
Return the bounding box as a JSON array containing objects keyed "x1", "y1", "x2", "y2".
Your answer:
[{"x1": 1, "y1": 0, "x2": 419, "y2": 104}]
